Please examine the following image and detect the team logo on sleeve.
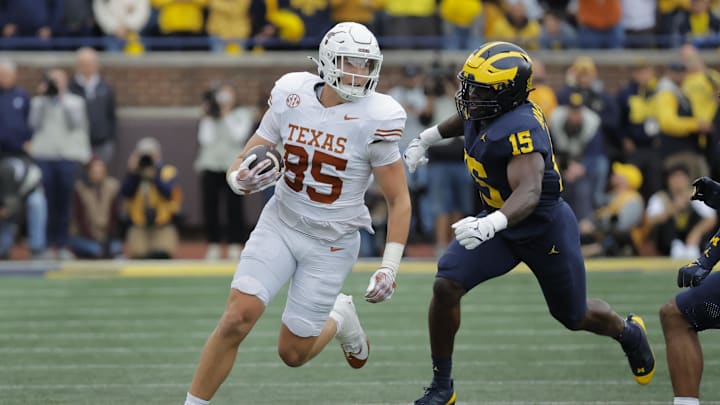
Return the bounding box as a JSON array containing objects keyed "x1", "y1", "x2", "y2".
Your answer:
[{"x1": 286, "y1": 94, "x2": 301, "y2": 108}]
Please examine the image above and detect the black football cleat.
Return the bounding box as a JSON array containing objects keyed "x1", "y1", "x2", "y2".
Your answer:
[
  {"x1": 621, "y1": 314, "x2": 656, "y2": 385},
  {"x1": 415, "y1": 380, "x2": 456, "y2": 405}
]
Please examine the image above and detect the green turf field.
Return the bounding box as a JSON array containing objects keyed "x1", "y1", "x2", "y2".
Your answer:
[{"x1": 1, "y1": 268, "x2": 719, "y2": 404}]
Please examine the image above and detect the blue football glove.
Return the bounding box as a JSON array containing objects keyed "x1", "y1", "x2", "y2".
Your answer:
[
  {"x1": 677, "y1": 261, "x2": 711, "y2": 288},
  {"x1": 691, "y1": 177, "x2": 720, "y2": 210}
]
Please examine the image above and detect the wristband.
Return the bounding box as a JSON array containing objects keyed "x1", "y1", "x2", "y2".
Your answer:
[
  {"x1": 380, "y1": 242, "x2": 404, "y2": 276},
  {"x1": 418, "y1": 125, "x2": 443, "y2": 148},
  {"x1": 486, "y1": 211, "x2": 508, "y2": 232}
]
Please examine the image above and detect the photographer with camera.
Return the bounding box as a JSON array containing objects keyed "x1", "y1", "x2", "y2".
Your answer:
[
  {"x1": 194, "y1": 82, "x2": 258, "y2": 261},
  {"x1": 28, "y1": 68, "x2": 90, "y2": 260},
  {"x1": 121, "y1": 137, "x2": 182, "y2": 259}
]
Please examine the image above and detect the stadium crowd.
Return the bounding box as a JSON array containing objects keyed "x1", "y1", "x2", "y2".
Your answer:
[
  {"x1": 2, "y1": 0, "x2": 720, "y2": 51},
  {"x1": 1, "y1": 1, "x2": 720, "y2": 260}
]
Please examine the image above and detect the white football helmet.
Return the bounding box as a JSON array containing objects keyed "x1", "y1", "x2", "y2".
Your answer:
[{"x1": 311, "y1": 22, "x2": 383, "y2": 102}]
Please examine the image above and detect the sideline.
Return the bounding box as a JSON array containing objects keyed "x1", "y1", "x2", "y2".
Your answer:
[{"x1": 0, "y1": 257, "x2": 690, "y2": 279}]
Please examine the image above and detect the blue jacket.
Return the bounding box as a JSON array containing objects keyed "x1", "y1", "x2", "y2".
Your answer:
[
  {"x1": 0, "y1": 0, "x2": 63, "y2": 35},
  {"x1": 0, "y1": 86, "x2": 32, "y2": 153}
]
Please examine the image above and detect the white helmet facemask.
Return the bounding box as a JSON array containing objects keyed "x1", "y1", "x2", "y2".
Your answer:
[{"x1": 310, "y1": 22, "x2": 383, "y2": 102}]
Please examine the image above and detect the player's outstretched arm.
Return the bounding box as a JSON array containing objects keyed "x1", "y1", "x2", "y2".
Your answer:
[
  {"x1": 226, "y1": 133, "x2": 281, "y2": 195},
  {"x1": 365, "y1": 159, "x2": 411, "y2": 303},
  {"x1": 403, "y1": 114, "x2": 464, "y2": 173},
  {"x1": 692, "y1": 176, "x2": 720, "y2": 210}
]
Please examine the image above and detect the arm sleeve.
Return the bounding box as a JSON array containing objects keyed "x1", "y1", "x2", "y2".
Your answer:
[
  {"x1": 368, "y1": 140, "x2": 401, "y2": 167},
  {"x1": 197, "y1": 118, "x2": 215, "y2": 145}
]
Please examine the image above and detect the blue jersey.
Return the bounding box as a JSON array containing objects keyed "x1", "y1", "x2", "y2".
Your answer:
[{"x1": 463, "y1": 102, "x2": 563, "y2": 224}]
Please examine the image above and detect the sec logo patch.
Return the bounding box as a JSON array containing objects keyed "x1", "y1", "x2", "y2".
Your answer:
[{"x1": 286, "y1": 94, "x2": 301, "y2": 108}]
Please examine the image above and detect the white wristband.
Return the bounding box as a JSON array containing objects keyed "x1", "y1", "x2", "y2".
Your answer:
[
  {"x1": 226, "y1": 169, "x2": 247, "y2": 195},
  {"x1": 418, "y1": 125, "x2": 443, "y2": 148},
  {"x1": 486, "y1": 211, "x2": 508, "y2": 232},
  {"x1": 380, "y1": 242, "x2": 404, "y2": 276}
]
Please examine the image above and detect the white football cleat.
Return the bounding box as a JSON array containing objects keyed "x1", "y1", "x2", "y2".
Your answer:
[{"x1": 331, "y1": 293, "x2": 369, "y2": 369}]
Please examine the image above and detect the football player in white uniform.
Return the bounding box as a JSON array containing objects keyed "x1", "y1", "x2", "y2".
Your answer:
[{"x1": 185, "y1": 22, "x2": 411, "y2": 405}]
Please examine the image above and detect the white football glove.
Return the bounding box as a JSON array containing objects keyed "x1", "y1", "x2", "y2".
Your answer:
[
  {"x1": 227, "y1": 154, "x2": 282, "y2": 195},
  {"x1": 451, "y1": 212, "x2": 508, "y2": 250},
  {"x1": 364, "y1": 267, "x2": 396, "y2": 303},
  {"x1": 403, "y1": 137, "x2": 429, "y2": 174},
  {"x1": 402, "y1": 125, "x2": 443, "y2": 173}
]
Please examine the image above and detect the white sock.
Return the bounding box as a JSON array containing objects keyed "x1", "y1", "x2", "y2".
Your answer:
[
  {"x1": 674, "y1": 397, "x2": 699, "y2": 405},
  {"x1": 329, "y1": 310, "x2": 343, "y2": 337},
  {"x1": 185, "y1": 392, "x2": 210, "y2": 405}
]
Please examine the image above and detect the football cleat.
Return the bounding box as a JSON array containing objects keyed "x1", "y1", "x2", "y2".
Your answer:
[
  {"x1": 331, "y1": 293, "x2": 369, "y2": 369},
  {"x1": 621, "y1": 314, "x2": 656, "y2": 385},
  {"x1": 415, "y1": 381, "x2": 456, "y2": 405}
]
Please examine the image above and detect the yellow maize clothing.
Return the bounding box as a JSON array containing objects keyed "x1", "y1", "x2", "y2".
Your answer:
[
  {"x1": 152, "y1": 0, "x2": 207, "y2": 34},
  {"x1": 529, "y1": 85, "x2": 558, "y2": 118},
  {"x1": 683, "y1": 70, "x2": 720, "y2": 123},
  {"x1": 124, "y1": 165, "x2": 183, "y2": 227},
  {"x1": 384, "y1": 0, "x2": 435, "y2": 16},
  {"x1": 439, "y1": 0, "x2": 482, "y2": 27},
  {"x1": 330, "y1": 0, "x2": 384, "y2": 24},
  {"x1": 655, "y1": 90, "x2": 701, "y2": 137},
  {"x1": 658, "y1": 0, "x2": 689, "y2": 13},
  {"x1": 487, "y1": 16, "x2": 541, "y2": 50},
  {"x1": 207, "y1": 0, "x2": 252, "y2": 39}
]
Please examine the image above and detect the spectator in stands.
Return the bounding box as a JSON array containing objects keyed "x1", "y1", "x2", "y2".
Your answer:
[
  {"x1": 425, "y1": 70, "x2": 473, "y2": 257},
  {"x1": 0, "y1": 0, "x2": 63, "y2": 47},
  {"x1": 616, "y1": 61, "x2": 663, "y2": 201},
  {"x1": 645, "y1": 164, "x2": 717, "y2": 259},
  {"x1": 528, "y1": 58, "x2": 558, "y2": 118},
  {"x1": 389, "y1": 64, "x2": 433, "y2": 239},
  {"x1": 121, "y1": 137, "x2": 182, "y2": 259},
  {"x1": 69, "y1": 48, "x2": 118, "y2": 165},
  {"x1": 539, "y1": 8, "x2": 577, "y2": 49},
  {"x1": 29, "y1": 68, "x2": 91, "y2": 260},
  {"x1": 675, "y1": 0, "x2": 720, "y2": 48},
  {"x1": 621, "y1": 0, "x2": 656, "y2": 47},
  {"x1": 330, "y1": 0, "x2": 384, "y2": 30},
  {"x1": 657, "y1": 0, "x2": 689, "y2": 47},
  {"x1": 0, "y1": 155, "x2": 44, "y2": 259},
  {"x1": 267, "y1": 0, "x2": 331, "y2": 47},
  {"x1": 488, "y1": 1, "x2": 541, "y2": 50},
  {"x1": 151, "y1": 0, "x2": 207, "y2": 49},
  {"x1": 558, "y1": 56, "x2": 618, "y2": 199},
  {"x1": 93, "y1": 0, "x2": 151, "y2": 52},
  {"x1": 206, "y1": 0, "x2": 254, "y2": 53},
  {"x1": 655, "y1": 62, "x2": 712, "y2": 181},
  {"x1": 382, "y1": 0, "x2": 438, "y2": 48},
  {"x1": 681, "y1": 44, "x2": 720, "y2": 129},
  {"x1": 194, "y1": 82, "x2": 256, "y2": 261},
  {"x1": 580, "y1": 162, "x2": 644, "y2": 257},
  {"x1": 575, "y1": 0, "x2": 624, "y2": 48},
  {"x1": 0, "y1": 58, "x2": 48, "y2": 260},
  {"x1": 549, "y1": 92, "x2": 605, "y2": 222},
  {"x1": 437, "y1": 0, "x2": 483, "y2": 50},
  {"x1": 61, "y1": 0, "x2": 96, "y2": 38},
  {"x1": 68, "y1": 156, "x2": 123, "y2": 259}
]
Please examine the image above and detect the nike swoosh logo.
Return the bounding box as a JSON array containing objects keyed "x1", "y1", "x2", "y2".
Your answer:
[
  {"x1": 330, "y1": 247, "x2": 344, "y2": 252},
  {"x1": 344, "y1": 114, "x2": 359, "y2": 120}
]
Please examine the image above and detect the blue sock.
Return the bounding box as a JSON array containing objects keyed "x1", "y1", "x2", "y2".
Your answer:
[
  {"x1": 431, "y1": 357, "x2": 452, "y2": 389},
  {"x1": 697, "y1": 230, "x2": 720, "y2": 270}
]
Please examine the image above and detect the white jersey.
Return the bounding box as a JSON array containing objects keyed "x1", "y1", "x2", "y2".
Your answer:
[{"x1": 257, "y1": 72, "x2": 406, "y2": 241}]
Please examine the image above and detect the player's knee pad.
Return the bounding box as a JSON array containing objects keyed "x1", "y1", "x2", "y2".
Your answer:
[
  {"x1": 281, "y1": 313, "x2": 322, "y2": 338},
  {"x1": 231, "y1": 275, "x2": 271, "y2": 305}
]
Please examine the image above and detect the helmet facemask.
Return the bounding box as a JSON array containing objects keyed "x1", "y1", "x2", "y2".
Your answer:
[{"x1": 455, "y1": 78, "x2": 522, "y2": 121}]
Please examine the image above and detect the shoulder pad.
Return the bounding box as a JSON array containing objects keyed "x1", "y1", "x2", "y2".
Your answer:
[
  {"x1": 366, "y1": 94, "x2": 406, "y2": 143},
  {"x1": 268, "y1": 72, "x2": 322, "y2": 110}
]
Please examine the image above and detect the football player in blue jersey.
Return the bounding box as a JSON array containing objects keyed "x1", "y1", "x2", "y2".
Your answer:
[
  {"x1": 661, "y1": 176, "x2": 720, "y2": 405},
  {"x1": 403, "y1": 42, "x2": 656, "y2": 405}
]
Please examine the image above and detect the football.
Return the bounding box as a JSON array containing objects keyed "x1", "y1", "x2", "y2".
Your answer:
[{"x1": 245, "y1": 144, "x2": 284, "y2": 175}]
